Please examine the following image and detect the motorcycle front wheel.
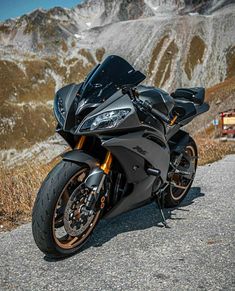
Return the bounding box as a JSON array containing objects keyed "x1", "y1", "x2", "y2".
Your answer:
[{"x1": 32, "y1": 161, "x2": 102, "y2": 258}]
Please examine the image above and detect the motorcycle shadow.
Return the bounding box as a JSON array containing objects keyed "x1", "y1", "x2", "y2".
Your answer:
[
  {"x1": 44, "y1": 186, "x2": 204, "y2": 261},
  {"x1": 86, "y1": 186, "x2": 204, "y2": 249}
]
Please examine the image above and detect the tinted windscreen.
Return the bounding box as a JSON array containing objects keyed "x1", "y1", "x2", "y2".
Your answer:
[{"x1": 79, "y1": 55, "x2": 146, "y2": 103}]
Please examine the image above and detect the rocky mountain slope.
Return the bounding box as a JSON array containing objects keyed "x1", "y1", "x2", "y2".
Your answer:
[{"x1": 0, "y1": 0, "x2": 234, "y2": 153}]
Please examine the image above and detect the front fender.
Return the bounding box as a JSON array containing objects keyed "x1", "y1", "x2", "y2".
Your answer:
[{"x1": 61, "y1": 150, "x2": 99, "y2": 169}]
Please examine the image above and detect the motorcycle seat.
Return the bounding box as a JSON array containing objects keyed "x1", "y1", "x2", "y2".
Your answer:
[{"x1": 171, "y1": 87, "x2": 205, "y2": 105}]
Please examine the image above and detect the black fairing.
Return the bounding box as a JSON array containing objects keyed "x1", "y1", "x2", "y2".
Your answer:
[
  {"x1": 54, "y1": 83, "x2": 82, "y2": 127},
  {"x1": 54, "y1": 55, "x2": 146, "y2": 135}
]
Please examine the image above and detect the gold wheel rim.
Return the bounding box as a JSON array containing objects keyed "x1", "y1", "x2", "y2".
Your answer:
[
  {"x1": 170, "y1": 145, "x2": 196, "y2": 201},
  {"x1": 52, "y1": 169, "x2": 101, "y2": 250}
]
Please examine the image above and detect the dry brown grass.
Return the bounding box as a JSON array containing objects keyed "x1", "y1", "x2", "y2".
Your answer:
[
  {"x1": 0, "y1": 53, "x2": 98, "y2": 105},
  {"x1": 0, "y1": 159, "x2": 57, "y2": 231},
  {"x1": 148, "y1": 34, "x2": 169, "y2": 77},
  {"x1": 192, "y1": 76, "x2": 235, "y2": 165},
  {"x1": 0, "y1": 55, "x2": 96, "y2": 151},
  {"x1": 226, "y1": 45, "x2": 235, "y2": 79},
  {"x1": 79, "y1": 48, "x2": 96, "y2": 66},
  {"x1": 205, "y1": 76, "x2": 235, "y2": 103},
  {"x1": 195, "y1": 136, "x2": 235, "y2": 165},
  {"x1": 0, "y1": 59, "x2": 56, "y2": 103},
  {"x1": 184, "y1": 35, "x2": 206, "y2": 80},
  {"x1": 0, "y1": 103, "x2": 56, "y2": 150},
  {"x1": 186, "y1": 76, "x2": 235, "y2": 135},
  {"x1": 154, "y1": 39, "x2": 178, "y2": 87},
  {"x1": 95, "y1": 47, "x2": 106, "y2": 62}
]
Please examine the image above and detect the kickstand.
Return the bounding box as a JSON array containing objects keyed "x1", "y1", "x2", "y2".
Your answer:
[{"x1": 156, "y1": 193, "x2": 170, "y2": 228}]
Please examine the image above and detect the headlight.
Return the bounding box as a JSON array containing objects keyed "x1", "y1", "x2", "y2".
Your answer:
[
  {"x1": 57, "y1": 96, "x2": 66, "y2": 118},
  {"x1": 81, "y1": 109, "x2": 131, "y2": 131}
]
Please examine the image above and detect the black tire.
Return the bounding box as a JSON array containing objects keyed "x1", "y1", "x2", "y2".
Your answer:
[
  {"x1": 164, "y1": 136, "x2": 198, "y2": 208},
  {"x1": 32, "y1": 161, "x2": 101, "y2": 258}
]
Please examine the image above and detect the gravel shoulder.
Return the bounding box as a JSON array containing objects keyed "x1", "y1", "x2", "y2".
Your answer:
[{"x1": 0, "y1": 155, "x2": 235, "y2": 291}]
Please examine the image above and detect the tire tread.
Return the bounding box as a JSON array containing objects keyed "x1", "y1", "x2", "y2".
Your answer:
[{"x1": 32, "y1": 161, "x2": 93, "y2": 258}]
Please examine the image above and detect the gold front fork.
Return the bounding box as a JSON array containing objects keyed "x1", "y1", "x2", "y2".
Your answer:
[
  {"x1": 76, "y1": 136, "x2": 86, "y2": 149},
  {"x1": 76, "y1": 136, "x2": 112, "y2": 174},
  {"x1": 101, "y1": 151, "x2": 112, "y2": 174}
]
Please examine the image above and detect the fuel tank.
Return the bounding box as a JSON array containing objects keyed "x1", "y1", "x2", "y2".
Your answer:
[{"x1": 137, "y1": 85, "x2": 175, "y2": 116}]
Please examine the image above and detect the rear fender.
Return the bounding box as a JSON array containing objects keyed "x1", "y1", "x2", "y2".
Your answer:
[
  {"x1": 178, "y1": 103, "x2": 209, "y2": 126},
  {"x1": 196, "y1": 103, "x2": 209, "y2": 115}
]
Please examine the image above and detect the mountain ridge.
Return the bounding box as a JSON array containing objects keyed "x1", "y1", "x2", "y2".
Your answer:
[
  {"x1": 0, "y1": 0, "x2": 234, "y2": 151},
  {"x1": 1, "y1": 0, "x2": 234, "y2": 24}
]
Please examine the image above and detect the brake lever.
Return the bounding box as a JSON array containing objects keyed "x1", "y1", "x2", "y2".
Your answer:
[
  {"x1": 140, "y1": 100, "x2": 152, "y2": 111},
  {"x1": 124, "y1": 87, "x2": 170, "y2": 125},
  {"x1": 134, "y1": 99, "x2": 151, "y2": 112},
  {"x1": 134, "y1": 99, "x2": 172, "y2": 125}
]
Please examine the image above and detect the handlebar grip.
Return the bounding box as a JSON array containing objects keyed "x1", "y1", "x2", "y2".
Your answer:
[{"x1": 150, "y1": 107, "x2": 171, "y2": 124}]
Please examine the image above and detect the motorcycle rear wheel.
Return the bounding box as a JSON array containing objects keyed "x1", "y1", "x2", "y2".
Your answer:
[
  {"x1": 32, "y1": 161, "x2": 102, "y2": 258},
  {"x1": 164, "y1": 136, "x2": 198, "y2": 208}
]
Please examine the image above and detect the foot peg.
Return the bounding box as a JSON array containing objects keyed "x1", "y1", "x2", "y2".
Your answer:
[{"x1": 147, "y1": 168, "x2": 161, "y2": 177}]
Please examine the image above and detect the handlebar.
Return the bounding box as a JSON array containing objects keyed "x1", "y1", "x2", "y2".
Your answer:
[
  {"x1": 122, "y1": 86, "x2": 172, "y2": 125},
  {"x1": 150, "y1": 106, "x2": 171, "y2": 124},
  {"x1": 136, "y1": 99, "x2": 171, "y2": 124}
]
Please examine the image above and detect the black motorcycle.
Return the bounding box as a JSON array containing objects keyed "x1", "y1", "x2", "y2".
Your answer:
[{"x1": 32, "y1": 55, "x2": 209, "y2": 257}]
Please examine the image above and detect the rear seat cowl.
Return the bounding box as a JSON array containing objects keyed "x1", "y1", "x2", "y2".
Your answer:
[{"x1": 171, "y1": 87, "x2": 205, "y2": 105}]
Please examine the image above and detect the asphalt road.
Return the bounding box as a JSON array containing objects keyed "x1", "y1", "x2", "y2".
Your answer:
[{"x1": 0, "y1": 155, "x2": 235, "y2": 291}]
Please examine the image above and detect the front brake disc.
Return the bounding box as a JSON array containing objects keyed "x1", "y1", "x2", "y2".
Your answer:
[{"x1": 63, "y1": 186, "x2": 95, "y2": 237}]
